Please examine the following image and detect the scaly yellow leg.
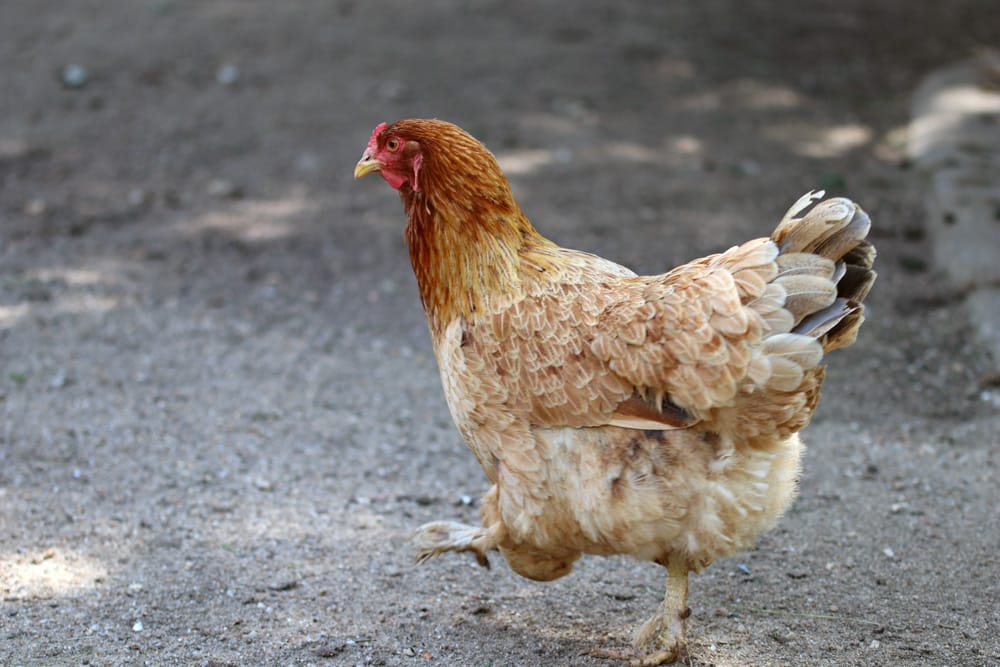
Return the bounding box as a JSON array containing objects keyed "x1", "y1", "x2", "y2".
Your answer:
[
  {"x1": 631, "y1": 558, "x2": 690, "y2": 665},
  {"x1": 591, "y1": 559, "x2": 690, "y2": 665}
]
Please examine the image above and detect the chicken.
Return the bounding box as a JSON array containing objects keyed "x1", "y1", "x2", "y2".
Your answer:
[{"x1": 354, "y1": 119, "x2": 876, "y2": 665}]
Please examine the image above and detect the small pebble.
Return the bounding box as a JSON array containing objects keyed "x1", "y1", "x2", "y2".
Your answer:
[
  {"x1": 737, "y1": 563, "x2": 751, "y2": 575},
  {"x1": 737, "y1": 159, "x2": 762, "y2": 176},
  {"x1": 883, "y1": 547, "x2": 895, "y2": 559},
  {"x1": 768, "y1": 628, "x2": 794, "y2": 644},
  {"x1": 132, "y1": 621, "x2": 143, "y2": 632},
  {"x1": 24, "y1": 198, "x2": 48, "y2": 216},
  {"x1": 61, "y1": 64, "x2": 89, "y2": 89},
  {"x1": 313, "y1": 642, "x2": 348, "y2": 658},
  {"x1": 127, "y1": 188, "x2": 151, "y2": 208},
  {"x1": 216, "y1": 64, "x2": 240, "y2": 86},
  {"x1": 605, "y1": 589, "x2": 635, "y2": 601},
  {"x1": 401, "y1": 647, "x2": 415, "y2": 657},
  {"x1": 870, "y1": 639, "x2": 881, "y2": 649},
  {"x1": 206, "y1": 178, "x2": 244, "y2": 199},
  {"x1": 268, "y1": 579, "x2": 298, "y2": 592}
]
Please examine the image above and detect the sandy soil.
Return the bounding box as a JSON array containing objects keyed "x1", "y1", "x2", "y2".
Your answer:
[{"x1": 2, "y1": 2, "x2": 999, "y2": 665}]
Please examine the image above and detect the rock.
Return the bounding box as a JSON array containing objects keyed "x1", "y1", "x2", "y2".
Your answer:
[
  {"x1": 23, "y1": 198, "x2": 48, "y2": 216},
  {"x1": 127, "y1": 188, "x2": 151, "y2": 208},
  {"x1": 267, "y1": 579, "x2": 298, "y2": 592},
  {"x1": 206, "y1": 178, "x2": 244, "y2": 199},
  {"x1": 61, "y1": 64, "x2": 89, "y2": 89},
  {"x1": 216, "y1": 64, "x2": 240, "y2": 86},
  {"x1": 768, "y1": 628, "x2": 795, "y2": 644}
]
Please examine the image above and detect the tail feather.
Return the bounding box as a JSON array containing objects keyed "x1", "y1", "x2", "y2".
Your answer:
[
  {"x1": 793, "y1": 298, "x2": 855, "y2": 339},
  {"x1": 774, "y1": 252, "x2": 836, "y2": 279},
  {"x1": 838, "y1": 253, "x2": 877, "y2": 303},
  {"x1": 716, "y1": 192, "x2": 874, "y2": 444},
  {"x1": 767, "y1": 191, "x2": 877, "y2": 353},
  {"x1": 776, "y1": 275, "x2": 837, "y2": 328},
  {"x1": 742, "y1": 192, "x2": 876, "y2": 401},
  {"x1": 822, "y1": 307, "x2": 865, "y2": 352}
]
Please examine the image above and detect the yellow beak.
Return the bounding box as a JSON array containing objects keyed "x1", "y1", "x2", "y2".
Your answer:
[{"x1": 354, "y1": 153, "x2": 383, "y2": 179}]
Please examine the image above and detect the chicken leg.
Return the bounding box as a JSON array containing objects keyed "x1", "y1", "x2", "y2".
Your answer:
[
  {"x1": 590, "y1": 558, "x2": 690, "y2": 666},
  {"x1": 632, "y1": 558, "x2": 690, "y2": 665}
]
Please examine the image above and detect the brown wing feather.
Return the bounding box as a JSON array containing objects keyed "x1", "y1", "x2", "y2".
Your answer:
[
  {"x1": 456, "y1": 239, "x2": 779, "y2": 431},
  {"x1": 448, "y1": 193, "x2": 873, "y2": 444}
]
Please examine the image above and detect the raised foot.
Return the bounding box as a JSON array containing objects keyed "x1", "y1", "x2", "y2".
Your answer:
[{"x1": 412, "y1": 520, "x2": 495, "y2": 568}]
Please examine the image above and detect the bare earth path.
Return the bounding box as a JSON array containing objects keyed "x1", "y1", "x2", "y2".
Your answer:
[{"x1": 2, "y1": 2, "x2": 999, "y2": 665}]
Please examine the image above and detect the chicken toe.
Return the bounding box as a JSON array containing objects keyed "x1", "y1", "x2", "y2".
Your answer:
[{"x1": 413, "y1": 520, "x2": 499, "y2": 567}]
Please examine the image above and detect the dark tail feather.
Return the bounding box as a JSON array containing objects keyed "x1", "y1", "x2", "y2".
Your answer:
[{"x1": 772, "y1": 191, "x2": 877, "y2": 352}]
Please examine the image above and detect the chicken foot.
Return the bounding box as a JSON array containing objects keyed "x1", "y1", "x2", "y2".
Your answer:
[
  {"x1": 592, "y1": 558, "x2": 690, "y2": 666},
  {"x1": 413, "y1": 520, "x2": 500, "y2": 568},
  {"x1": 634, "y1": 558, "x2": 690, "y2": 664}
]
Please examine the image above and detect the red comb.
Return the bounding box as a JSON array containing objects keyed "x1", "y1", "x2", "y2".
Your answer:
[{"x1": 367, "y1": 122, "x2": 388, "y2": 151}]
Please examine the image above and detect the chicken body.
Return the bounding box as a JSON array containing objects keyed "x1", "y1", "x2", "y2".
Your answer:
[
  {"x1": 355, "y1": 119, "x2": 875, "y2": 664},
  {"x1": 430, "y1": 248, "x2": 806, "y2": 578}
]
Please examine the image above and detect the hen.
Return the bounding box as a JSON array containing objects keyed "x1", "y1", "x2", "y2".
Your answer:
[{"x1": 355, "y1": 119, "x2": 876, "y2": 665}]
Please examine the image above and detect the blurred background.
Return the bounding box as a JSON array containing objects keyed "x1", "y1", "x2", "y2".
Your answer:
[{"x1": 2, "y1": 2, "x2": 999, "y2": 665}]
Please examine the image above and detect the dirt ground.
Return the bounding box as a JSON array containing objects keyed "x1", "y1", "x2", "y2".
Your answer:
[{"x1": 2, "y1": 2, "x2": 999, "y2": 666}]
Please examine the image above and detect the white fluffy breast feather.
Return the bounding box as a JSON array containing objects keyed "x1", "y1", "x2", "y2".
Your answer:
[{"x1": 527, "y1": 426, "x2": 803, "y2": 569}]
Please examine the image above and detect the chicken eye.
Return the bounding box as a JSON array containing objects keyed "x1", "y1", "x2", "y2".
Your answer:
[{"x1": 386, "y1": 138, "x2": 400, "y2": 151}]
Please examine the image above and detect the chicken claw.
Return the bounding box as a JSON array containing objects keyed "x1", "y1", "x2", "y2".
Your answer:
[
  {"x1": 413, "y1": 520, "x2": 498, "y2": 568},
  {"x1": 588, "y1": 644, "x2": 685, "y2": 666},
  {"x1": 591, "y1": 559, "x2": 690, "y2": 665}
]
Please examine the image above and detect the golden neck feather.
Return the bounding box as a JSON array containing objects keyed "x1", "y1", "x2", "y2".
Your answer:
[{"x1": 403, "y1": 187, "x2": 551, "y2": 332}]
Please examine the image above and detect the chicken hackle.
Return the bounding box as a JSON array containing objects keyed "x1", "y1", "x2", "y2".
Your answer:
[{"x1": 354, "y1": 119, "x2": 876, "y2": 665}]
